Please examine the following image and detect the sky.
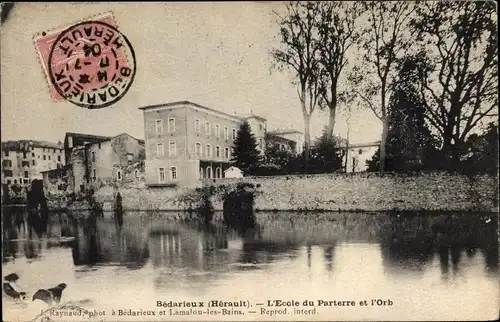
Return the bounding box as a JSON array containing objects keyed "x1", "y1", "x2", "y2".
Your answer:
[{"x1": 1, "y1": 2, "x2": 381, "y2": 145}]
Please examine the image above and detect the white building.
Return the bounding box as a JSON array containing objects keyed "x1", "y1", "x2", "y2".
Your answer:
[{"x1": 224, "y1": 166, "x2": 243, "y2": 178}]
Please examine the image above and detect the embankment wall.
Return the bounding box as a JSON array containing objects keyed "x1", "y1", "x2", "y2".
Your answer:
[{"x1": 88, "y1": 172, "x2": 498, "y2": 212}]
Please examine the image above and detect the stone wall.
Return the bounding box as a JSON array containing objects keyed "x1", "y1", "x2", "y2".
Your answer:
[
  {"x1": 45, "y1": 172, "x2": 498, "y2": 212},
  {"x1": 201, "y1": 172, "x2": 498, "y2": 212},
  {"x1": 93, "y1": 185, "x2": 191, "y2": 211}
]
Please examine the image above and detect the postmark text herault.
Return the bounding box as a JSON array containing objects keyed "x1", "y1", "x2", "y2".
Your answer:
[{"x1": 35, "y1": 14, "x2": 136, "y2": 109}]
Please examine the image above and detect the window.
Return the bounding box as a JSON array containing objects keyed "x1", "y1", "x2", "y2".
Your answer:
[
  {"x1": 92, "y1": 152, "x2": 95, "y2": 162},
  {"x1": 23, "y1": 152, "x2": 27, "y2": 159},
  {"x1": 158, "y1": 167, "x2": 165, "y2": 183},
  {"x1": 98, "y1": 143, "x2": 101, "y2": 149},
  {"x1": 156, "y1": 119, "x2": 163, "y2": 135},
  {"x1": 169, "y1": 141, "x2": 176, "y2": 157},
  {"x1": 195, "y1": 119, "x2": 200, "y2": 133},
  {"x1": 31, "y1": 147, "x2": 34, "y2": 151},
  {"x1": 32, "y1": 153, "x2": 35, "y2": 157},
  {"x1": 215, "y1": 146, "x2": 220, "y2": 158},
  {"x1": 42, "y1": 148, "x2": 45, "y2": 152},
  {"x1": 24, "y1": 171, "x2": 29, "y2": 178},
  {"x1": 157, "y1": 143, "x2": 164, "y2": 157},
  {"x1": 232, "y1": 128, "x2": 236, "y2": 140},
  {"x1": 4, "y1": 170, "x2": 13, "y2": 177},
  {"x1": 206, "y1": 166, "x2": 212, "y2": 179},
  {"x1": 43, "y1": 155, "x2": 46, "y2": 160},
  {"x1": 6, "y1": 180, "x2": 11, "y2": 184},
  {"x1": 224, "y1": 127, "x2": 229, "y2": 140},
  {"x1": 225, "y1": 147, "x2": 230, "y2": 159},
  {"x1": 205, "y1": 144, "x2": 211, "y2": 158},
  {"x1": 205, "y1": 121, "x2": 210, "y2": 135},
  {"x1": 3, "y1": 151, "x2": 8, "y2": 157},
  {"x1": 170, "y1": 166, "x2": 177, "y2": 180},
  {"x1": 215, "y1": 124, "x2": 220, "y2": 137},
  {"x1": 259, "y1": 124, "x2": 263, "y2": 130},
  {"x1": 93, "y1": 169, "x2": 96, "y2": 181},
  {"x1": 195, "y1": 142, "x2": 202, "y2": 157},
  {"x1": 215, "y1": 167, "x2": 222, "y2": 179},
  {"x1": 14, "y1": 179, "x2": 17, "y2": 184},
  {"x1": 57, "y1": 155, "x2": 61, "y2": 162},
  {"x1": 19, "y1": 178, "x2": 23, "y2": 184},
  {"x1": 168, "y1": 118, "x2": 176, "y2": 133},
  {"x1": 32, "y1": 160, "x2": 35, "y2": 166},
  {"x1": 117, "y1": 170, "x2": 122, "y2": 181},
  {"x1": 135, "y1": 170, "x2": 139, "y2": 178},
  {"x1": 48, "y1": 155, "x2": 51, "y2": 160},
  {"x1": 22, "y1": 161, "x2": 29, "y2": 167}
]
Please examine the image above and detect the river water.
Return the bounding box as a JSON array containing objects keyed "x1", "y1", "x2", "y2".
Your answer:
[{"x1": 2, "y1": 209, "x2": 499, "y2": 321}]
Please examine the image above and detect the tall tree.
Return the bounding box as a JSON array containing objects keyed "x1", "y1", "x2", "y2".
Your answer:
[
  {"x1": 271, "y1": 1, "x2": 322, "y2": 171},
  {"x1": 367, "y1": 55, "x2": 439, "y2": 172},
  {"x1": 316, "y1": 2, "x2": 360, "y2": 141},
  {"x1": 351, "y1": 1, "x2": 416, "y2": 172},
  {"x1": 231, "y1": 121, "x2": 261, "y2": 174},
  {"x1": 411, "y1": 1, "x2": 498, "y2": 169},
  {"x1": 385, "y1": 56, "x2": 438, "y2": 170}
]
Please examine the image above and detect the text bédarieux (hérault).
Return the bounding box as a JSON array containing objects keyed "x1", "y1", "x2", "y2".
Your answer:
[{"x1": 151, "y1": 298, "x2": 394, "y2": 317}]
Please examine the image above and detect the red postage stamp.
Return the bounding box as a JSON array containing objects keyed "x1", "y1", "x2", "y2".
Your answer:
[{"x1": 34, "y1": 12, "x2": 136, "y2": 109}]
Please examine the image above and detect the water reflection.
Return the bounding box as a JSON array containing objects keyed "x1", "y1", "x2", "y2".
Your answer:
[
  {"x1": 2, "y1": 209, "x2": 498, "y2": 291},
  {"x1": 379, "y1": 212, "x2": 499, "y2": 279}
]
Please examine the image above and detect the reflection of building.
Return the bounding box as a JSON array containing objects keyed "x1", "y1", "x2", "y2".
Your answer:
[
  {"x1": 63, "y1": 132, "x2": 145, "y2": 194},
  {"x1": 1, "y1": 140, "x2": 64, "y2": 186}
]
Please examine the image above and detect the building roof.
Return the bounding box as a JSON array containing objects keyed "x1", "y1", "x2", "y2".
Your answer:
[
  {"x1": 240, "y1": 114, "x2": 267, "y2": 122},
  {"x1": 138, "y1": 100, "x2": 267, "y2": 122},
  {"x1": 64, "y1": 132, "x2": 112, "y2": 144},
  {"x1": 224, "y1": 166, "x2": 242, "y2": 172},
  {"x1": 347, "y1": 141, "x2": 380, "y2": 149},
  {"x1": 1, "y1": 140, "x2": 62, "y2": 151},
  {"x1": 83, "y1": 132, "x2": 146, "y2": 147},
  {"x1": 267, "y1": 129, "x2": 303, "y2": 135}
]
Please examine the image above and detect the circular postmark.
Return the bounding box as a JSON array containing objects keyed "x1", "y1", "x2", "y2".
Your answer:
[{"x1": 48, "y1": 20, "x2": 136, "y2": 109}]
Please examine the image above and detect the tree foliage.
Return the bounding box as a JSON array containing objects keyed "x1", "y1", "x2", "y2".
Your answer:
[
  {"x1": 271, "y1": 2, "x2": 323, "y2": 171},
  {"x1": 350, "y1": 1, "x2": 416, "y2": 172},
  {"x1": 309, "y1": 129, "x2": 344, "y2": 173},
  {"x1": 231, "y1": 121, "x2": 261, "y2": 174},
  {"x1": 316, "y1": 2, "x2": 361, "y2": 140},
  {"x1": 411, "y1": 1, "x2": 498, "y2": 169},
  {"x1": 459, "y1": 122, "x2": 499, "y2": 175},
  {"x1": 367, "y1": 56, "x2": 440, "y2": 172}
]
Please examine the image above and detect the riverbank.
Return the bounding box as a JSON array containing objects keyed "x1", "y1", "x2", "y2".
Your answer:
[{"x1": 28, "y1": 172, "x2": 498, "y2": 213}]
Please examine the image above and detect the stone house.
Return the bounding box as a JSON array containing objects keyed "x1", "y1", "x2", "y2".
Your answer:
[
  {"x1": 1, "y1": 140, "x2": 64, "y2": 186},
  {"x1": 63, "y1": 132, "x2": 145, "y2": 194}
]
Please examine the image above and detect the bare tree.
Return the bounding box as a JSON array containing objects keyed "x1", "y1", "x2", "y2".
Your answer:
[
  {"x1": 317, "y1": 1, "x2": 360, "y2": 141},
  {"x1": 412, "y1": 1, "x2": 498, "y2": 169},
  {"x1": 271, "y1": 1, "x2": 322, "y2": 171},
  {"x1": 351, "y1": 1, "x2": 416, "y2": 172}
]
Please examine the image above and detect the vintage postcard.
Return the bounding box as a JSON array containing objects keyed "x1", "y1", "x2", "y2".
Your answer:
[{"x1": 1, "y1": 2, "x2": 498, "y2": 322}]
